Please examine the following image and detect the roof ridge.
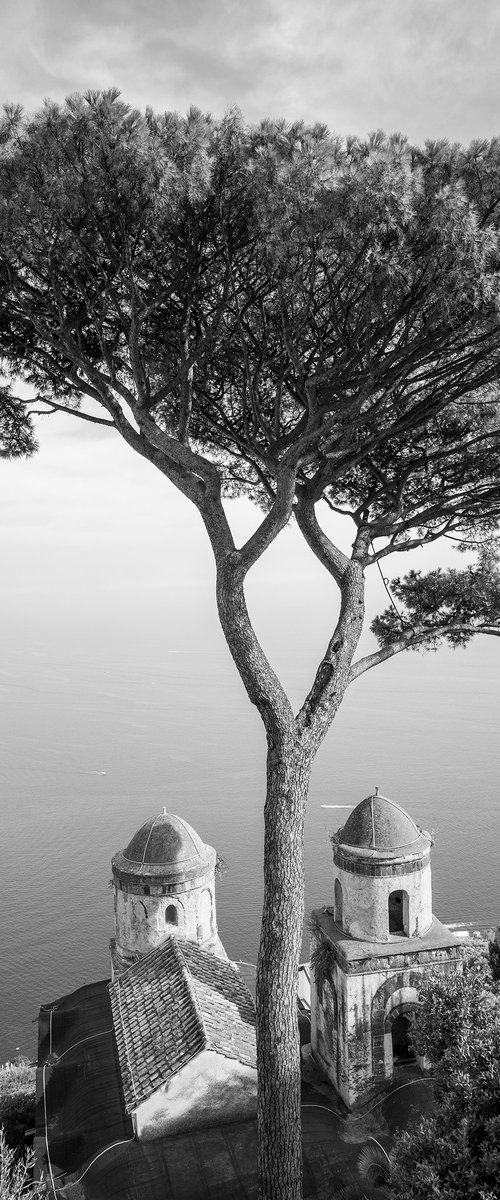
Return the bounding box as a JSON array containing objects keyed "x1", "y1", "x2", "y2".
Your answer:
[
  {"x1": 375, "y1": 792, "x2": 419, "y2": 827},
  {"x1": 361, "y1": 791, "x2": 420, "y2": 828},
  {"x1": 339, "y1": 791, "x2": 427, "y2": 853},
  {"x1": 123, "y1": 816, "x2": 151, "y2": 862},
  {"x1": 174, "y1": 814, "x2": 204, "y2": 856},
  {"x1": 175, "y1": 942, "x2": 256, "y2": 1067},
  {"x1": 140, "y1": 811, "x2": 163, "y2": 864},
  {"x1": 172, "y1": 937, "x2": 208, "y2": 1050},
  {"x1": 119, "y1": 812, "x2": 209, "y2": 869},
  {"x1": 109, "y1": 937, "x2": 208, "y2": 1113}
]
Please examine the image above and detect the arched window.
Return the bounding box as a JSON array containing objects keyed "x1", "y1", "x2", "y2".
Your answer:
[
  {"x1": 165, "y1": 904, "x2": 178, "y2": 925},
  {"x1": 334, "y1": 878, "x2": 343, "y2": 928},
  {"x1": 388, "y1": 889, "x2": 408, "y2": 934}
]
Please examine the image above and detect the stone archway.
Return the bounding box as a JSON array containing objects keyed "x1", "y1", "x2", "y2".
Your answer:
[
  {"x1": 385, "y1": 1002, "x2": 418, "y2": 1063},
  {"x1": 371, "y1": 973, "x2": 422, "y2": 1084}
]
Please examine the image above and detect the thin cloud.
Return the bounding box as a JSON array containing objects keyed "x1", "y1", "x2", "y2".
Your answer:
[{"x1": 1, "y1": 0, "x2": 500, "y2": 142}]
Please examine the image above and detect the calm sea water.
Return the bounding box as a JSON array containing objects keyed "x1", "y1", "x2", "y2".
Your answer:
[{"x1": 1, "y1": 624, "x2": 499, "y2": 1064}]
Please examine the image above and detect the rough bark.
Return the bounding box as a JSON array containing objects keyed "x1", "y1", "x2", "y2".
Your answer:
[
  {"x1": 211, "y1": 521, "x2": 368, "y2": 1198},
  {"x1": 214, "y1": 556, "x2": 311, "y2": 1198},
  {"x1": 256, "y1": 746, "x2": 311, "y2": 1200}
]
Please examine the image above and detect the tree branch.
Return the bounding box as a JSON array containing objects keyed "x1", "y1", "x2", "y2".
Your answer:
[
  {"x1": 349, "y1": 622, "x2": 500, "y2": 682},
  {"x1": 216, "y1": 561, "x2": 294, "y2": 741},
  {"x1": 28, "y1": 399, "x2": 115, "y2": 427},
  {"x1": 295, "y1": 558, "x2": 365, "y2": 741},
  {"x1": 294, "y1": 492, "x2": 350, "y2": 584},
  {"x1": 237, "y1": 461, "x2": 297, "y2": 572}
]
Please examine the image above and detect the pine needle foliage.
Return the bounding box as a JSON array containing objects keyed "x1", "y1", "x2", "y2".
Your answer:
[{"x1": 3, "y1": 92, "x2": 500, "y2": 1199}]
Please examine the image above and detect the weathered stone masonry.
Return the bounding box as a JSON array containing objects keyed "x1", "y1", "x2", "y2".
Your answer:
[
  {"x1": 110, "y1": 808, "x2": 227, "y2": 977},
  {"x1": 310, "y1": 789, "x2": 463, "y2": 1109}
]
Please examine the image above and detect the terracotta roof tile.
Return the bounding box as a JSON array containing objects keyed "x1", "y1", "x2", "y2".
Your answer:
[
  {"x1": 109, "y1": 938, "x2": 256, "y2": 1113},
  {"x1": 180, "y1": 940, "x2": 256, "y2": 1069}
]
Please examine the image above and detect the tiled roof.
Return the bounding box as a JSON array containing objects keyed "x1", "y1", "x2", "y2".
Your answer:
[
  {"x1": 109, "y1": 937, "x2": 256, "y2": 1113},
  {"x1": 180, "y1": 940, "x2": 256, "y2": 1068},
  {"x1": 37, "y1": 979, "x2": 353, "y2": 1199}
]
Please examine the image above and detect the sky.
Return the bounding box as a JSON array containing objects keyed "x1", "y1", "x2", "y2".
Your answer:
[
  {"x1": 2, "y1": 0, "x2": 500, "y2": 144},
  {"x1": 1, "y1": 0, "x2": 500, "y2": 678}
]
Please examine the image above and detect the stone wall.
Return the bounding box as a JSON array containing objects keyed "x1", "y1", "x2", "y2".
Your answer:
[
  {"x1": 333, "y1": 853, "x2": 432, "y2": 943},
  {"x1": 310, "y1": 922, "x2": 463, "y2": 1108},
  {"x1": 111, "y1": 873, "x2": 228, "y2": 978},
  {"x1": 133, "y1": 1049, "x2": 257, "y2": 1139}
]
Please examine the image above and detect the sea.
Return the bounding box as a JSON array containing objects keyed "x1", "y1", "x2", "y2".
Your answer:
[{"x1": 0, "y1": 620, "x2": 499, "y2": 1066}]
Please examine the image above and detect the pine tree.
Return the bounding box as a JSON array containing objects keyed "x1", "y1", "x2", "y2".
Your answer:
[{"x1": 2, "y1": 94, "x2": 500, "y2": 1197}]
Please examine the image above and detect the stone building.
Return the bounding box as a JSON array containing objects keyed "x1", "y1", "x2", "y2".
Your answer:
[
  {"x1": 107, "y1": 808, "x2": 256, "y2": 1133},
  {"x1": 109, "y1": 935, "x2": 257, "y2": 1139},
  {"x1": 110, "y1": 808, "x2": 227, "y2": 977},
  {"x1": 310, "y1": 788, "x2": 464, "y2": 1109},
  {"x1": 36, "y1": 809, "x2": 258, "y2": 1194}
]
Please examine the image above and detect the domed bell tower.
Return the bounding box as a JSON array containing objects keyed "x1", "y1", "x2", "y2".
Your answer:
[
  {"x1": 110, "y1": 808, "x2": 227, "y2": 978},
  {"x1": 309, "y1": 788, "x2": 463, "y2": 1109},
  {"x1": 332, "y1": 787, "x2": 433, "y2": 943}
]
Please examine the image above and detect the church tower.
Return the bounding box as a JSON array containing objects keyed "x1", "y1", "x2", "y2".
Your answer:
[
  {"x1": 110, "y1": 809, "x2": 227, "y2": 978},
  {"x1": 332, "y1": 787, "x2": 433, "y2": 943},
  {"x1": 310, "y1": 789, "x2": 464, "y2": 1109}
]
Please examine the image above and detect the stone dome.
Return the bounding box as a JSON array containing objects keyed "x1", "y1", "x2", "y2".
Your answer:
[
  {"x1": 112, "y1": 810, "x2": 214, "y2": 883},
  {"x1": 338, "y1": 791, "x2": 431, "y2": 857}
]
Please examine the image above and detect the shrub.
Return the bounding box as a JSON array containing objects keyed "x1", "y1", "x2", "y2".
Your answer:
[
  {"x1": 0, "y1": 1060, "x2": 36, "y2": 1157},
  {"x1": 0, "y1": 1130, "x2": 44, "y2": 1200},
  {"x1": 391, "y1": 942, "x2": 500, "y2": 1200}
]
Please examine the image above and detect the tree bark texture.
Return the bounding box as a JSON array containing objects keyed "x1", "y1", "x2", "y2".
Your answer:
[
  {"x1": 256, "y1": 746, "x2": 311, "y2": 1200},
  {"x1": 214, "y1": 553, "x2": 367, "y2": 1199}
]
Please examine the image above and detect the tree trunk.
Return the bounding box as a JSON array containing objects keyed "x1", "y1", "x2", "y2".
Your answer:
[
  {"x1": 213, "y1": 558, "x2": 364, "y2": 1199},
  {"x1": 256, "y1": 742, "x2": 311, "y2": 1200}
]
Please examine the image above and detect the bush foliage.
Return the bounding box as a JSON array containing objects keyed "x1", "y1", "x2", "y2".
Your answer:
[
  {"x1": 0, "y1": 1059, "x2": 41, "y2": 1199},
  {"x1": 0, "y1": 1131, "x2": 43, "y2": 1200},
  {"x1": 390, "y1": 938, "x2": 500, "y2": 1200},
  {"x1": 0, "y1": 1058, "x2": 35, "y2": 1157}
]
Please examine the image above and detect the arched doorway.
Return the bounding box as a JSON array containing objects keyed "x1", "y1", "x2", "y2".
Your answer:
[
  {"x1": 372, "y1": 979, "x2": 421, "y2": 1084},
  {"x1": 384, "y1": 1001, "x2": 418, "y2": 1070},
  {"x1": 390, "y1": 1011, "x2": 415, "y2": 1062}
]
